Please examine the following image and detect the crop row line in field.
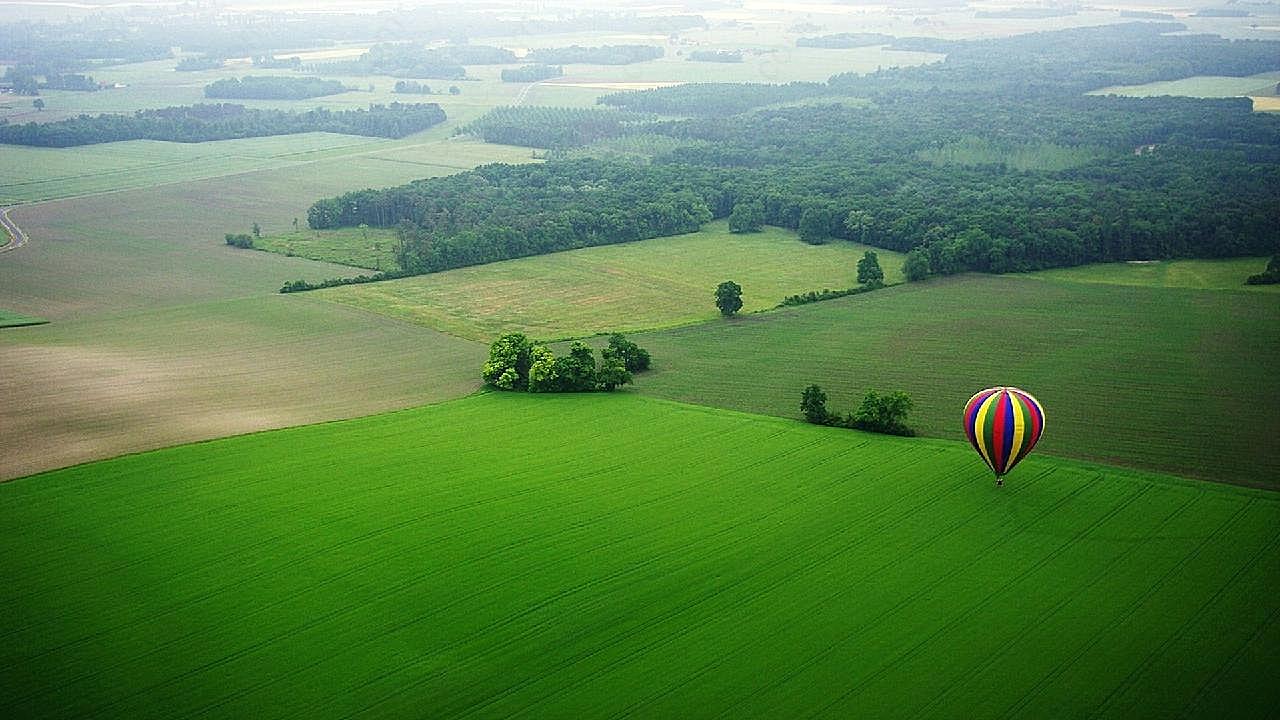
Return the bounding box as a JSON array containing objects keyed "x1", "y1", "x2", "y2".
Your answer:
[
  {"x1": 68, "y1": 414, "x2": 789, "y2": 715},
  {"x1": 1089, "y1": 523, "x2": 1280, "y2": 719},
  {"x1": 994, "y1": 498, "x2": 1258, "y2": 719},
  {"x1": 14, "y1": 414, "x2": 718, "y2": 710},
  {"x1": 709, "y1": 468, "x2": 1104, "y2": 718},
  {"x1": 904, "y1": 487, "x2": 1205, "y2": 719},
  {"x1": 313, "y1": 439, "x2": 966, "y2": 718},
  {"x1": 810, "y1": 482, "x2": 1158, "y2": 718},
  {"x1": 447, "y1": 447, "x2": 968, "y2": 719}
]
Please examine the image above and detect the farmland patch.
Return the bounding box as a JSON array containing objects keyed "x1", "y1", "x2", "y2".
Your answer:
[
  {"x1": 315, "y1": 220, "x2": 905, "y2": 341},
  {"x1": 1, "y1": 392, "x2": 1276, "y2": 718}
]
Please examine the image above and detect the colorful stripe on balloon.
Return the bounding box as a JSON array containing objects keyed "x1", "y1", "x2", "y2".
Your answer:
[{"x1": 962, "y1": 387, "x2": 1046, "y2": 477}]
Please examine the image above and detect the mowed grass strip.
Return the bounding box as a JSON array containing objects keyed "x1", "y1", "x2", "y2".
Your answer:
[
  {"x1": 317, "y1": 220, "x2": 904, "y2": 340},
  {"x1": 629, "y1": 274, "x2": 1280, "y2": 487},
  {"x1": 1030, "y1": 257, "x2": 1280, "y2": 292},
  {"x1": 1, "y1": 393, "x2": 1277, "y2": 719}
]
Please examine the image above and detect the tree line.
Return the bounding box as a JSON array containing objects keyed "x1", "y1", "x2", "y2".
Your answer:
[
  {"x1": 500, "y1": 65, "x2": 564, "y2": 83},
  {"x1": 524, "y1": 45, "x2": 663, "y2": 65},
  {"x1": 796, "y1": 33, "x2": 894, "y2": 48},
  {"x1": 0, "y1": 102, "x2": 446, "y2": 147},
  {"x1": 204, "y1": 76, "x2": 349, "y2": 100}
]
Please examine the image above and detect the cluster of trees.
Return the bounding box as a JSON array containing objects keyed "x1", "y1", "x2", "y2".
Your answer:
[
  {"x1": 524, "y1": 45, "x2": 663, "y2": 65},
  {"x1": 318, "y1": 43, "x2": 516, "y2": 80},
  {"x1": 1, "y1": 65, "x2": 40, "y2": 95},
  {"x1": 0, "y1": 103, "x2": 447, "y2": 147},
  {"x1": 457, "y1": 106, "x2": 648, "y2": 148},
  {"x1": 1246, "y1": 255, "x2": 1280, "y2": 285},
  {"x1": 175, "y1": 56, "x2": 224, "y2": 72},
  {"x1": 801, "y1": 385, "x2": 915, "y2": 436},
  {"x1": 500, "y1": 64, "x2": 564, "y2": 83},
  {"x1": 204, "y1": 76, "x2": 348, "y2": 100},
  {"x1": 392, "y1": 81, "x2": 435, "y2": 94},
  {"x1": 42, "y1": 73, "x2": 98, "y2": 91},
  {"x1": 224, "y1": 233, "x2": 254, "y2": 249},
  {"x1": 795, "y1": 33, "x2": 893, "y2": 48},
  {"x1": 482, "y1": 333, "x2": 650, "y2": 393},
  {"x1": 687, "y1": 50, "x2": 741, "y2": 63},
  {"x1": 252, "y1": 55, "x2": 302, "y2": 69}
]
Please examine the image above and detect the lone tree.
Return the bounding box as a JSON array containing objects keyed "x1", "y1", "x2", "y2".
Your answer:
[
  {"x1": 32, "y1": 98, "x2": 44, "y2": 111},
  {"x1": 856, "y1": 250, "x2": 884, "y2": 288},
  {"x1": 715, "y1": 280, "x2": 743, "y2": 316},
  {"x1": 800, "y1": 384, "x2": 830, "y2": 425}
]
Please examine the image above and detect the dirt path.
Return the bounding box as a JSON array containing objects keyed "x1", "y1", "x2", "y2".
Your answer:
[{"x1": 0, "y1": 206, "x2": 27, "y2": 253}]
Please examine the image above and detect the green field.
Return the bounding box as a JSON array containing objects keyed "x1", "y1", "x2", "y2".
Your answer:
[
  {"x1": 316, "y1": 220, "x2": 904, "y2": 340},
  {"x1": 3, "y1": 393, "x2": 1277, "y2": 718},
  {"x1": 628, "y1": 274, "x2": 1280, "y2": 487},
  {"x1": 1090, "y1": 71, "x2": 1280, "y2": 100},
  {"x1": 1031, "y1": 257, "x2": 1280, "y2": 291},
  {"x1": 255, "y1": 225, "x2": 402, "y2": 270},
  {"x1": 0, "y1": 309, "x2": 47, "y2": 328}
]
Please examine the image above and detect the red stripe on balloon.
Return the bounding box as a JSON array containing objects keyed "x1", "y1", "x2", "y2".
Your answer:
[{"x1": 991, "y1": 390, "x2": 1010, "y2": 474}]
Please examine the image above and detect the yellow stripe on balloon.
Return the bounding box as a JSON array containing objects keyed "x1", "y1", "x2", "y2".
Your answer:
[
  {"x1": 1008, "y1": 393, "x2": 1026, "y2": 470},
  {"x1": 973, "y1": 392, "x2": 997, "y2": 471}
]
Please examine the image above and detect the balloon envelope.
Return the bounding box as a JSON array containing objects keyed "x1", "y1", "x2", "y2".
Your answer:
[{"x1": 963, "y1": 387, "x2": 1045, "y2": 479}]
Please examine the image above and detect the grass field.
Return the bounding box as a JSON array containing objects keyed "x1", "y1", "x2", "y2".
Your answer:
[
  {"x1": 628, "y1": 274, "x2": 1280, "y2": 487},
  {"x1": 1089, "y1": 71, "x2": 1280, "y2": 100},
  {"x1": 0, "y1": 309, "x2": 47, "y2": 328},
  {"x1": 315, "y1": 220, "x2": 905, "y2": 340},
  {"x1": 1031, "y1": 257, "x2": 1280, "y2": 291},
  {"x1": 254, "y1": 225, "x2": 402, "y2": 270},
  {"x1": 0, "y1": 295, "x2": 485, "y2": 481},
  {"x1": 2, "y1": 392, "x2": 1277, "y2": 718}
]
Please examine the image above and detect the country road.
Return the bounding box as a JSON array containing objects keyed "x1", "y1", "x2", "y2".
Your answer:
[{"x1": 0, "y1": 207, "x2": 27, "y2": 253}]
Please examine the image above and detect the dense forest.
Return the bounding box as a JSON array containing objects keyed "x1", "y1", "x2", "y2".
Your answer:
[
  {"x1": 501, "y1": 65, "x2": 564, "y2": 83},
  {"x1": 299, "y1": 23, "x2": 1280, "y2": 286},
  {"x1": 314, "y1": 43, "x2": 515, "y2": 80},
  {"x1": 0, "y1": 103, "x2": 446, "y2": 147},
  {"x1": 204, "y1": 76, "x2": 349, "y2": 100},
  {"x1": 524, "y1": 45, "x2": 663, "y2": 65},
  {"x1": 457, "y1": 106, "x2": 649, "y2": 148}
]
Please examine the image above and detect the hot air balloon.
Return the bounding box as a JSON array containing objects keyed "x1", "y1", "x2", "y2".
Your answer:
[{"x1": 963, "y1": 387, "x2": 1045, "y2": 486}]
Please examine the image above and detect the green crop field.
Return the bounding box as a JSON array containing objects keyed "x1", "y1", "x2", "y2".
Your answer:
[
  {"x1": 255, "y1": 225, "x2": 402, "y2": 270},
  {"x1": 316, "y1": 220, "x2": 904, "y2": 341},
  {"x1": 628, "y1": 274, "x2": 1280, "y2": 487},
  {"x1": 1090, "y1": 71, "x2": 1280, "y2": 100},
  {"x1": 1031, "y1": 257, "x2": 1280, "y2": 292},
  {"x1": 3, "y1": 393, "x2": 1277, "y2": 719}
]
